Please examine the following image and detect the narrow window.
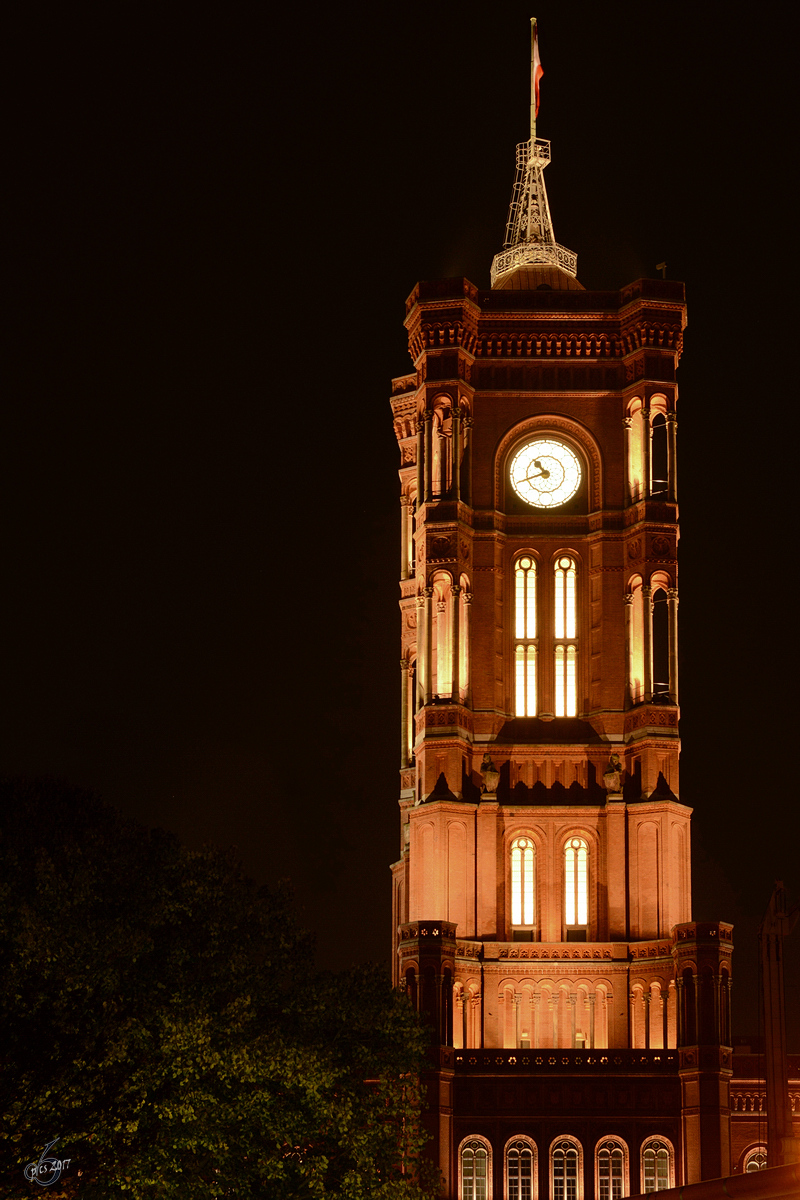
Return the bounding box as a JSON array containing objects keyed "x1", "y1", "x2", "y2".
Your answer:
[
  {"x1": 507, "y1": 1139, "x2": 535, "y2": 1200},
  {"x1": 510, "y1": 837, "x2": 536, "y2": 934},
  {"x1": 642, "y1": 1140, "x2": 672, "y2": 1192},
  {"x1": 554, "y1": 556, "x2": 577, "y2": 716},
  {"x1": 461, "y1": 1139, "x2": 489, "y2": 1200},
  {"x1": 565, "y1": 837, "x2": 588, "y2": 935},
  {"x1": 652, "y1": 587, "x2": 669, "y2": 698},
  {"x1": 651, "y1": 413, "x2": 668, "y2": 496},
  {"x1": 552, "y1": 1140, "x2": 580, "y2": 1200},
  {"x1": 515, "y1": 556, "x2": 537, "y2": 715},
  {"x1": 597, "y1": 1141, "x2": 625, "y2": 1200}
]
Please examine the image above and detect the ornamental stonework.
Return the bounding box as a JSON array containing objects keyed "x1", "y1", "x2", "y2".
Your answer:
[
  {"x1": 497, "y1": 946, "x2": 613, "y2": 960},
  {"x1": 624, "y1": 707, "x2": 678, "y2": 733},
  {"x1": 430, "y1": 534, "x2": 454, "y2": 560}
]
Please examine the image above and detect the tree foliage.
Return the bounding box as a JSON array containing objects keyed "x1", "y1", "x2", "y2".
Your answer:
[{"x1": 0, "y1": 779, "x2": 438, "y2": 1198}]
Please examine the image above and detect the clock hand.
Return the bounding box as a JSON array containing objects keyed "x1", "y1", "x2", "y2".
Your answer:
[{"x1": 524, "y1": 459, "x2": 550, "y2": 482}]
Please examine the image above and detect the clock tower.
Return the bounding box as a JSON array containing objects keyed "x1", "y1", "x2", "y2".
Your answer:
[{"x1": 388, "y1": 21, "x2": 736, "y2": 1198}]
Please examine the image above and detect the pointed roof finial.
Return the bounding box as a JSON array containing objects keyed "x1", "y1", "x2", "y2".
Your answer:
[{"x1": 490, "y1": 19, "x2": 580, "y2": 290}]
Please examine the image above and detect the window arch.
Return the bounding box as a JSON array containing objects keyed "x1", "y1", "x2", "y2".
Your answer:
[
  {"x1": 743, "y1": 1147, "x2": 767, "y2": 1172},
  {"x1": 510, "y1": 836, "x2": 536, "y2": 937},
  {"x1": 460, "y1": 1136, "x2": 492, "y2": 1200},
  {"x1": 506, "y1": 1137, "x2": 537, "y2": 1200},
  {"x1": 626, "y1": 571, "x2": 677, "y2": 706},
  {"x1": 641, "y1": 1138, "x2": 673, "y2": 1192},
  {"x1": 625, "y1": 396, "x2": 674, "y2": 503},
  {"x1": 551, "y1": 1137, "x2": 582, "y2": 1200},
  {"x1": 554, "y1": 556, "x2": 578, "y2": 716},
  {"x1": 564, "y1": 837, "x2": 589, "y2": 937},
  {"x1": 596, "y1": 1138, "x2": 628, "y2": 1200},
  {"x1": 431, "y1": 402, "x2": 453, "y2": 499},
  {"x1": 514, "y1": 555, "x2": 537, "y2": 715},
  {"x1": 651, "y1": 413, "x2": 668, "y2": 496},
  {"x1": 431, "y1": 571, "x2": 453, "y2": 699}
]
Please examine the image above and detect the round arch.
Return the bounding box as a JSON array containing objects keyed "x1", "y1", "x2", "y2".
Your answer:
[{"x1": 494, "y1": 415, "x2": 602, "y2": 512}]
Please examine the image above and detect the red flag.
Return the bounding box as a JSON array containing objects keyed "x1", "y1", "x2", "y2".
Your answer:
[{"x1": 532, "y1": 24, "x2": 543, "y2": 117}]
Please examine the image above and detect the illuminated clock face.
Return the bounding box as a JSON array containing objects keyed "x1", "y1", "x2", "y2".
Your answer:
[{"x1": 509, "y1": 438, "x2": 582, "y2": 508}]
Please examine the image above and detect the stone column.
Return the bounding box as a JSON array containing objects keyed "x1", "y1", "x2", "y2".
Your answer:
[
  {"x1": 423, "y1": 410, "x2": 433, "y2": 502},
  {"x1": 461, "y1": 414, "x2": 472, "y2": 505},
  {"x1": 400, "y1": 497, "x2": 410, "y2": 580},
  {"x1": 588, "y1": 994, "x2": 596, "y2": 1050},
  {"x1": 400, "y1": 658, "x2": 409, "y2": 769},
  {"x1": 642, "y1": 406, "x2": 652, "y2": 498},
  {"x1": 644, "y1": 989, "x2": 651, "y2": 1049},
  {"x1": 667, "y1": 588, "x2": 679, "y2": 704},
  {"x1": 423, "y1": 589, "x2": 434, "y2": 703},
  {"x1": 416, "y1": 593, "x2": 428, "y2": 707},
  {"x1": 463, "y1": 593, "x2": 473, "y2": 705},
  {"x1": 436, "y1": 598, "x2": 447, "y2": 697},
  {"x1": 450, "y1": 584, "x2": 461, "y2": 701},
  {"x1": 622, "y1": 415, "x2": 633, "y2": 505},
  {"x1": 452, "y1": 404, "x2": 461, "y2": 500},
  {"x1": 666, "y1": 412, "x2": 678, "y2": 502},
  {"x1": 624, "y1": 592, "x2": 635, "y2": 705},
  {"x1": 533, "y1": 993, "x2": 541, "y2": 1048},
  {"x1": 569, "y1": 992, "x2": 577, "y2": 1048},
  {"x1": 642, "y1": 583, "x2": 653, "y2": 702},
  {"x1": 416, "y1": 417, "x2": 425, "y2": 509}
]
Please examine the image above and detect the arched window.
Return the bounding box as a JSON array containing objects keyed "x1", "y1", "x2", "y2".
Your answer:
[
  {"x1": 744, "y1": 1148, "x2": 767, "y2": 1172},
  {"x1": 551, "y1": 1137, "x2": 582, "y2": 1200},
  {"x1": 554, "y1": 556, "x2": 577, "y2": 716},
  {"x1": 652, "y1": 587, "x2": 669, "y2": 698},
  {"x1": 564, "y1": 837, "x2": 588, "y2": 938},
  {"x1": 431, "y1": 404, "x2": 453, "y2": 498},
  {"x1": 651, "y1": 413, "x2": 668, "y2": 496},
  {"x1": 515, "y1": 556, "x2": 537, "y2": 715},
  {"x1": 596, "y1": 1139, "x2": 627, "y2": 1200},
  {"x1": 510, "y1": 836, "x2": 536, "y2": 938},
  {"x1": 460, "y1": 1137, "x2": 491, "y2": 1200},
  {"x1": 641, "y1": 1138, "x2": 673, "y2": 1192},
  {"x1": 506, "y1": 1137, "x2": 536, "y2": 1200},
  {"x1": 432, "y1": 572, "x2": 453, "y2": 699}
]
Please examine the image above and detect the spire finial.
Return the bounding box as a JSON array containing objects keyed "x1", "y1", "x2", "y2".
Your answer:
[{"x1": 490, "y1": 20, "x2": 578, "y2": 288}]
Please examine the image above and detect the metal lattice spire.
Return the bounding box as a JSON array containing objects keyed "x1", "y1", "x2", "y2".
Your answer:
[{"x1": 490, "y1": 19, "x2": 578, "y2": 288}]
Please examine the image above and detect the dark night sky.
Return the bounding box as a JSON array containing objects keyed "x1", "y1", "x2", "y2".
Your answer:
[{"x1": 6, "y1": 5, "x2": 797, "y2": 1042}]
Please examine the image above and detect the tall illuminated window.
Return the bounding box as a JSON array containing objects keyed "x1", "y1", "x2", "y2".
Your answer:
[
  {"x1": 565, "y1": 837, "x2": 588, "y2": 932},
  {"x1": 515, "y1": 556, "x2": 537, "y2": 715},
  {"x1": 554, "y1": 556, "x2": 577, "y2": 716},
  {"x1": 642, "y1": 1140, "x2": 672, "y2": 1191},
  {"x1": 461, "y1": 1139, "x2": 489, "y2": 1200},
  {"x1": 507, "y1": 1139, "x2": 535, "y2": 1200},
  {"x1": 510, "y1": 837, "x2": 536, "y2": 933},
  {"x1": 552, "y1": 1139, "x2": 580, "y2": 1200},
  {"x1": 597, "y1": 1140, "x2": 626, "y2": 1200}
]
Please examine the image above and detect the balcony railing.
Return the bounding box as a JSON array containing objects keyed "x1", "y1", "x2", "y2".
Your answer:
[{"x1": 450, "y1": 1048, "x2": 678, "y2": 1072}]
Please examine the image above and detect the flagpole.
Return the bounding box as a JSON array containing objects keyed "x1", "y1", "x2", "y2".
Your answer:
[{"x1": 530, "y1": 17, "x2": 538, "y2": 141}]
